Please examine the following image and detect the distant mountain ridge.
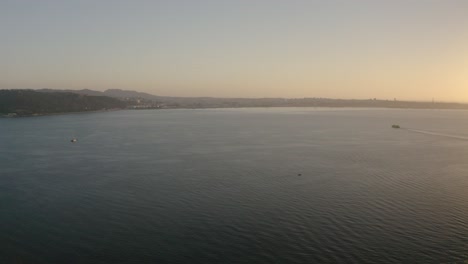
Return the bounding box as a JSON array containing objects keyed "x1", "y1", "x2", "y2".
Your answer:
[
  {"x1": 103, "y1": 89, "x2": 160, "y2": 99},
  {"x1": 11, "y1": 88, "x2": 468, "y2": 110},
  {"x1": 37, "y1": 88, "x2": 160, "y2": 100}
]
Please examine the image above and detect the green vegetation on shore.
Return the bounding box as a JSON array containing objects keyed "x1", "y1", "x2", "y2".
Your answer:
[
  {"x1": 3, "y1": 88, "x2": 468, "y2": 117},
  {"x1": 0, "y1": 90, "x2": 126, "y2": 116}
]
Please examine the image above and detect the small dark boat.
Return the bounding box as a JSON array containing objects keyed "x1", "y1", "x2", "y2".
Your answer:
[
  {"x1": 71, "y1": 138, "x2": 77, "y2": 143},
  {"x1": 392, "y1": 125, "x2": 400, "y2": 129}
]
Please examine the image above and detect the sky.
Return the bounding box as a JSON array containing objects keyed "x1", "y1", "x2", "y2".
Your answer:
[{"x1": 2, "y1": 0, "x2": 468, "y2": 101}]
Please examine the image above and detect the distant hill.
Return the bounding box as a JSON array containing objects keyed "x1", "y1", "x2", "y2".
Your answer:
[
  {"x1": 0, "y1": 90, "x2": 126, "y2": 116},
  {"x1": 16, "y1": 88, "x2": 468, "y2": 110},
  {"x1": 102, "y1": 89, "x2": 160, "y2": 100},
  {"x1": 37, "y1": 88, "x2": 161, "y2": 100},
  {"x1": 37, "y1": 88, "x2": 106, "y2": 97}
]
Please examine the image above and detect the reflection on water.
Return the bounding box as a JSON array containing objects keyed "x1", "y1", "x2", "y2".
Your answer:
[{"x1": 2, "y1": 108, "x2": 468, "y2": 263}]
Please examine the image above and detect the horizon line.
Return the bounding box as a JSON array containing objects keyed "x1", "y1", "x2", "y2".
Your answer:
[{"x1": 2, "y1": 88, "x2": 467, "y2": 104}]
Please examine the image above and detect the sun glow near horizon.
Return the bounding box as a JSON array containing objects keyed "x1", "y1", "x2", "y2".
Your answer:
[{"x1": 2, "y1": 0, "x2": 468, "y2": 102}]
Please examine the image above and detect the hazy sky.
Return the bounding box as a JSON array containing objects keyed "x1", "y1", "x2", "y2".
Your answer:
[{"x1": 2, "y1": 0, "x2": 468, "y2": 101}]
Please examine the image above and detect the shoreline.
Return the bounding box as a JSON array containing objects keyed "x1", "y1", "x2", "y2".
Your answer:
[
  {"x1": 4, "y1": 105, "x2": 468, "y2": 118},
  {"x1": 1, "y1": 108, "x2": 123, "y2": 118}
]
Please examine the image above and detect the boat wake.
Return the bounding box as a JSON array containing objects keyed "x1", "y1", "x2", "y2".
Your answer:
[{"x1": 405, "y1": 128, "x2": 468, "y2": 141}]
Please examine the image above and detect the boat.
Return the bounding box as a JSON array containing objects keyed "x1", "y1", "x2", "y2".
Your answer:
[
  {"x1": 392, "y1": 125, "x2": 400, "y2": 129},
  {"x1": 70, "y1": 138, "x2": 77, "y2": 143}
]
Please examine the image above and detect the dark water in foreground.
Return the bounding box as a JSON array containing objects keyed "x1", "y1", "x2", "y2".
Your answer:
[{"x1": 2, "y1": 108, "x2": 468, "y2": 264}]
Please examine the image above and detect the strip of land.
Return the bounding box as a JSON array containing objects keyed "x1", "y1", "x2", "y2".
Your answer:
[{"x1": 2, "y1": 89, "x2": 468, "y2": 117}]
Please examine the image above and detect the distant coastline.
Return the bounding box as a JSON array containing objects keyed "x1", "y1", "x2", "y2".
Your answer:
[
  {"x1": 2, "y1": 88, "x2": 468, "y2": 117},
  {"x1": 1, "y1": 108, "x2": 122, "y2": 118},
  {"x1": 0, "y1": 90, "x2": 126, "y2": 117}
]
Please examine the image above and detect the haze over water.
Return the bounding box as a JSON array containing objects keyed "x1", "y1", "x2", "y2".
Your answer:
[{"x1": 2, "y1": 108, "x2": 468, "y2": 263}]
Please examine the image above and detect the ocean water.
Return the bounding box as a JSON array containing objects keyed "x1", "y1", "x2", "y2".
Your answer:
[{"x1": 2, "y1": 108, "x2": 468, "y2": 264}]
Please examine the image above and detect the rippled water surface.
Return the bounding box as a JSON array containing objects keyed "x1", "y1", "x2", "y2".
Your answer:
[{"x1": 2, "y1": 108, "x2": 468, "y2": 263}]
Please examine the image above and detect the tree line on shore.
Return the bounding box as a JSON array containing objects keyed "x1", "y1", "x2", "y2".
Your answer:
[
  {"x1": 0, "y1": 90, "x2": 126, "y2": 116},
  {"x1": 2, "y1": 88, "x2": 468, "y2": 117}
]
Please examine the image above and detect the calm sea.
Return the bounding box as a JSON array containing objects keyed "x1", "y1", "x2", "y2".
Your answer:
[{"x1": 2, "y1": 108, "x2": 468, "y2": 263}]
